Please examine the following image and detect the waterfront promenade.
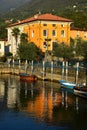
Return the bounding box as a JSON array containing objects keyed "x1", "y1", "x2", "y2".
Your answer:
[{"x1": 0, "y1": 61, "x2": 86, "y2": 83}]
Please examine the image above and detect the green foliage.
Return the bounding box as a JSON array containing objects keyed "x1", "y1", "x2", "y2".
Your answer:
[
  {"x1": 81, "y1": 41, "x2": 87, "y2": 59},
  {"x1": 5, "y1": 52, "x2": 13, "y2": 57},
  {"x1": 1, "y1": 0, "x2": 87, "y2": 29},
  {"x1": 0, "y1": 56, "x2": 7, "y2": 62},
  {"x1": 75, "y1": 37, "x2": 83, "y2": 57},
  {"x1": 12, "y1": 27, "x2": 20, "y2": 44},
  {"x1": 62, "y1": 10, "x2": 87, "y2": 29},
  {"x1": 0, "y1": 20, "x2": 7, "y2": 40},
  {"x1": 20, "y1": 33, "x2": 28, "y2": 43},
  {"x1": 17, "y1": 42, "x2": 43, "y2": 61},
  {"x1": 53, "y1": 42, "x2": 74, "y2": 60},
  {"x1": 53, "y1": 38, "x2": 87, "y2": 60}
]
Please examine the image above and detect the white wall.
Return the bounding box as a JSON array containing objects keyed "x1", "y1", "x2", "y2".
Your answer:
[
  {"x1": 0, "y1": 41, "x2": 5, "y2": 56},
  {"x1": 7, "y1": 25, "x2": 24, "y2": 56}
]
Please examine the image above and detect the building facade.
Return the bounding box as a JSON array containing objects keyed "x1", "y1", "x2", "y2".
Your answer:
[
  {"x1": 70, "y1": 27, "x2": 87, "y2": 41},
  {"x1": 7, "y1": 13, "x2": 72, "y2": 56},
  {"x1": 0, "y1": 41, "x2": 5, "y2": 56}
]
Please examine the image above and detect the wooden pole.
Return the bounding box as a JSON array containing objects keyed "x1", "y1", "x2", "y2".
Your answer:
[
  {"x1": 51, "y1": 61, "x2": 53, "y2": 81},
  {"x1": 31, "y1": 60, "x2": 33, "y2": 74},
  {"x1": 19, "y1": 59, "x2": 20, "y2": 69},
  {"x1": 62, "y1": 61, "x2": 65, "y2": 80},
  {"x1": 75, "y1": 62, "x2": 79, "y2": 84},
  {"x1": 43, "y1": 61, "x2": 45, "y2": 80},
  {"x1": 13, "y1": 59, "x2": 14, "y2": 68},
  {"x1": 66, "y1": 61, "x2": 68, "y2": 81}
]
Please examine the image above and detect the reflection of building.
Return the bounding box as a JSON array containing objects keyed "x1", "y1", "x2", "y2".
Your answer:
[
  {"x1": 0, "y1": 82, "x2": 5, "y2": 100},
  {"x1": 7, "y1": 79, "x2": 17, "y2": 108},
  {"x1": 22, "y1": 85, "x2": 62, "y2": 120}
]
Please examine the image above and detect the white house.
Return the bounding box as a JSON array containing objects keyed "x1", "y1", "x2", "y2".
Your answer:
[
  {"x1": 0, "y1": 41, "x2": 5, "y2": 56},
  {"x1": 7, "y1": 24, "x2": 24, "y2": 56}
]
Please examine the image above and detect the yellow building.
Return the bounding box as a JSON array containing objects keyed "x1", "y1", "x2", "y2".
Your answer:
[
  {"x1": 7, "y1": 13, "x2": 72, "y2": 55},
  {"x1": 70, "y1": 27, "x2": 87, "y2": 41}
]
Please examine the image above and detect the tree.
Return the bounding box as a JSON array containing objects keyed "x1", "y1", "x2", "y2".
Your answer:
[
  {"x1": 53, "y1": 42, "x2": 74, "y2": 60},
  {"x1": 20, "y1": 33, "x2": 28, "y2": 43},
  {"x1": 81, "y1": 41, "x2": 87, "y2": 59},
  {"x1": 12, "y1": 27, "x2": 20, "y2": 45},
  {"x1": 17, "y1": 42, "x2": 43, "y2": 61},
  {"x1": 0, "y1": 20, "x2": 7, "y2": 40}
]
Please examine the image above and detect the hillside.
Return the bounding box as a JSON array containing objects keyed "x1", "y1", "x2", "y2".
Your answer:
[
  {"x1": 1, "y1": 0, "x2": 87, "y2": 30},
  {"x1": 0, "y1": 0, "x2": 31, "y2": 13},
  {"x1": 2, "y1": 0, "x2": 87, "y2": 20}
]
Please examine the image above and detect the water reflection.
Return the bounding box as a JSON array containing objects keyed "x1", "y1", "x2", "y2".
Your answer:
[
  {"x1": 0, "y1": 75, "x2": 87, "y2": 130},
  {"x1": 0, "y1": 81, "x2": 5, "y2": 101},
  {"x1": 7, "y1": 78, "x2": 17, "y2": 108}
]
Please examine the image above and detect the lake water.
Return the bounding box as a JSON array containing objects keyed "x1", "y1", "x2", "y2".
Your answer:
[{"x1": 0, "y1": 74, "x2": 87, "y2": 130}]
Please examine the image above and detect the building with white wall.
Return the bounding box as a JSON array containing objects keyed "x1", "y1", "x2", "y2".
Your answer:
[{"x1": 0, "y1": 41, "x2": 5, "y2": 56}]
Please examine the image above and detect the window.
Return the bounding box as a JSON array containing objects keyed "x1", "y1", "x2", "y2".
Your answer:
[
  {"x1": 61, "y1": 30, "x2": 65, "y2": 37},
  {"x1": 43, "y1": 30, "x2": 47, "y2": 36},
  {"x1": 84, "y1": 33, "x2": 87, "y2": 38},
  {"x1": 52, "y1": 30, "x2": 56, "y2": 36},
  {"x1": 76, "y1": 31, "x2": 79, "y2": 37},
  {"x1": 32, "y1": 30, "x2": 34, "y2": 37},
  {"x1": 52, "y1": 24, "x2": 56, "y2": 27},
  {"x1": 43, "y1": 24, "x2": 47, "y2": 26},
  {"x1": 76, "y1": 34, "x2": 79, "y2": 37},
  {"x1": 61, "y1": 24, "x2": 64, "y2": 27}
]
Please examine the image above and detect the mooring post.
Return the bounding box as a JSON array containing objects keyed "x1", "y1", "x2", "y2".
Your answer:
[
  {"x1": 25, "y1": 60, "x2": 28, "y2": 73},
  {"x1": 62, "y1": 61, "x2": 65, "y2": 80},
  {"x1": 31, "y1": 60, "x2": 33, "y2": 74},
  {"x1": 43, "y1": 61, "x2": 45, "y2": 80},
  {"x1": 75, "y1": 62, "x2": 79, "y2": 84},
  {"x1": 19, "y1": 59, "x2": 20, "y2": 69},
  {"x1": 51, "y1": 61, "x2": 53, "y2": 81},
  {"x1": 13, "y1": 59, "x2": 14, "y2": 68},
  {"x1": 66, "y1": 61, "x2": 68, "y2": 81}
]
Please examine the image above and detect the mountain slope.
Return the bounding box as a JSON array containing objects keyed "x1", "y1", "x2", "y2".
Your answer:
[
  {"x1": 2, "y1": 0, "x2": 87, "y2": 21},
  {"x1": 0, "y1": 0, "x2": 31, "y2": 13}
]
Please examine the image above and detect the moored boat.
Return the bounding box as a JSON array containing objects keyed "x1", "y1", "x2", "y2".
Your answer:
[
  {"x1": 58, "y1": 80, "x2": 76, "y2": 89},
  {"x1": 19, "y1": 73, "x2": 37, "y2": 82},
  {"x1": 74, "y1": 86, "x2": 87, "y2": 98}
]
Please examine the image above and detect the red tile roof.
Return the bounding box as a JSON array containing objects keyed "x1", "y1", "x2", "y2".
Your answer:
[
  {"x1": 8, "y1": 13, "x2": 72, "y2": 27},
  {"x1": 71, "y1": 27, "x2": 87, "y2": 31}
]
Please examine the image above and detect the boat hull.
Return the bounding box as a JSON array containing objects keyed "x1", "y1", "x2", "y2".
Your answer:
[
  {"x1": 74, "y1": 86, "x2": 87, "y2": 98},
  {"x1": 58, "y1": 80, "x2": 76, "y2": 89},
  {"x1": 20, "y1": 73, "x2": 37, "y2": 82}
]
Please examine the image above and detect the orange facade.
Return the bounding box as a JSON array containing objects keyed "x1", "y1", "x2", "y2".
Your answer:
[
  {"x1": 23, "y1": 20, "x2": 71, "y2": 52},
  {"x1": 70, "y1": 27, "x2": 87, "y2": 41}
]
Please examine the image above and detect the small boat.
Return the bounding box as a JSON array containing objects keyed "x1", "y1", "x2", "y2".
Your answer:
[
  {"x1": 58, "y1": 80, "x2": 66, "y2": 84},
  {"x1": 58, "y1": 80, "x2": 76, "y2": 89},
  {"x1": 19, "y1": 73, "x2": 37, "y2": 82},
  {"x1": 74, "y1": 85, "x2": 87, "y2": 98}
]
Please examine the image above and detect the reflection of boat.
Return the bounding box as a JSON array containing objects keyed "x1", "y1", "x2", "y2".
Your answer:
[
  {"x1": 20, "y1": 73, "x2": 37, "y2": 82},
  {"x1": 74, "y1": 86, "x2": 87, "y2": 98},
  {"x1": 58, "y1": 80, "x2": 76, "y2": 89}
]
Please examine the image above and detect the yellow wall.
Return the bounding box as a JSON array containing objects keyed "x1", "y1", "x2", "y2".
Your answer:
[
  {"x1": 23, "y1": 21, "x2": 71, "y2": 52},
  {"x1": 70, "y1": 29, "x2": 87, "y2": 41}
]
